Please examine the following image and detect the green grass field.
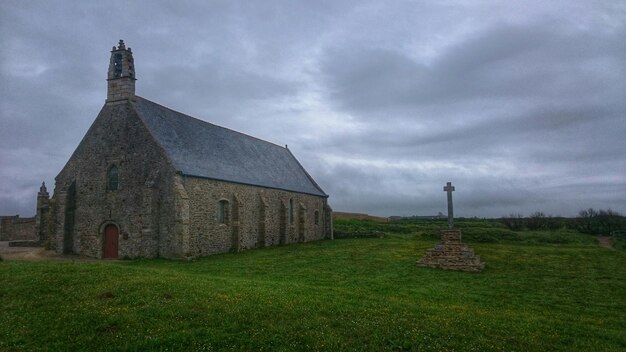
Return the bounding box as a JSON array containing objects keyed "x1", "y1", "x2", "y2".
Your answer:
[{"x1": 1, "y1": 220, "x2": 625, "y2": 351}]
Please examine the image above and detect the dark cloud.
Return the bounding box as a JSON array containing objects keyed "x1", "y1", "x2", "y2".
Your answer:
[
  {"x1": 321, "y1": 21, "x2": 625, "y2": 114},
  {"x1": 142, "y1": 60, "x2": 299, "y2": 121},
  {"x1": 1, "y1": 1, "x2": 624, "y2": 218}
]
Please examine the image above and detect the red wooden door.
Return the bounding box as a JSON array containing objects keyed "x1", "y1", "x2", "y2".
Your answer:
[{"x1": 103, "y1": 224, "x2": 119, "y2": 259}]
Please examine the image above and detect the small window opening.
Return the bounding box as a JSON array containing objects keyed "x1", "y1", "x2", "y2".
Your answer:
[
  {"x1": 107, "y1": 165, "x2": 119, "y2": 191},
  {"x1": 217, "y1": 200, "x2": 230, "y2": 224},
  {"x1": 314, "y1": 210, "x2": 320, "y2": 225},
  {"x1": 288, "y1": 198, "x2": 294, "y2": 225},
  {"x1": 113, "y1": 53, "x2": 123, "y2": 77}
]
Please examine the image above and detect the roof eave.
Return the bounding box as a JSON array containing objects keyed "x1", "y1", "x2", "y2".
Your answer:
[{"x1": 179, "y1": 172, "x2": 328, "y2": 198}]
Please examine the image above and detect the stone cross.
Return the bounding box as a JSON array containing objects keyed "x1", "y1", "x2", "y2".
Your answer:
[{"x1": 443, "y1": 182, "x2": 455, "y2": 229}]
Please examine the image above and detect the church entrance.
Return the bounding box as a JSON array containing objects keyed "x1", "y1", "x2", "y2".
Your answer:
[{"x1": 103, "y1": 224, "x2": 119, "y2": 259}]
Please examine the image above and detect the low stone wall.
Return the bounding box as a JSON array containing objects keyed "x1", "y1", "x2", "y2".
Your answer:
[
  {"x1": 0, "y1": 216, "x2": 37, "y2": 241},
  {"x1": 8, "y1": 240, "x2": 41, "y2": 247},
  {"x1": 333, "y1": 212, "x2": 388, "y2": 222}
]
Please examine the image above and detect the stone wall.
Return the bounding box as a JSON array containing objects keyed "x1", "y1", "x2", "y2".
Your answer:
[
  {"x1": 0, "y1": 216, "x2": 37, "y2": 241},
  {"x1": 182, "y1": 176, "x2": 330, "y2": 258},
  {"x1": 107, "y1": 79, "x2": 135, "y2": 102},
  {"x1": 53, "y1": 100, "x2": 177, "y2": 259},
  {"x1": 333, "y1": 211, "x2": 388, "y2": 222}
]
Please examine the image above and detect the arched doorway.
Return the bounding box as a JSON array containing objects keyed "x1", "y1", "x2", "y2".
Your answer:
[{"x1": 103, "y1": 224, "x2": 119, "y2": 259}]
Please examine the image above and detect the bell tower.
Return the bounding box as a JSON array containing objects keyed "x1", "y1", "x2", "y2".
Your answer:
[{"x1": 107, "y1": 40, "x2": 136, "y2": 102}]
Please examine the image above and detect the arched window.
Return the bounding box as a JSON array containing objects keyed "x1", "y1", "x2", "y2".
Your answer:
[
  {"x1": 288, "y1": 198, "x2": 294, "y2": 225},
  {"x1": 107, "y1": 165, "x2": 119, "y2": 191},
  {"x1": 217, "y1": 199, "x2": 229, "y2": 224},
  {"x1": 314, "y1": 210, "x2": 320, "y2": 225}
]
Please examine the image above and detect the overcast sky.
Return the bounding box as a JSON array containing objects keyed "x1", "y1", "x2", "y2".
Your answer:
[{"x1": 1, "y1": 1, "x2": 624, "y2": 218}]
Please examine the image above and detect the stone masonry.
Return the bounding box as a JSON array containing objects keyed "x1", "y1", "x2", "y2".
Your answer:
[
  {"x1": 177, "y1": 176, "x2": 330, "y2": 258},
  {"x1": 107, "y1": 40, "x2": 135, "y2": 102},
  {"x1": 0, "y1": 216, "x2": 37, "y2": 241},
  {"x1": 417, "y1": 229, "x2": 485, "y2": 272},
  {"x1": 0, "y1": 182, "x2": 50, "y2": 243}
]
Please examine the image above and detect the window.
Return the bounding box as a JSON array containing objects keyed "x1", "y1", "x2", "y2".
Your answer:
[
  {"x1": 288, "y1": 198, "x2": 294, "y2": 225},
  {"x1": 107, "y1": 165, "x2": 119, "y2": 191},
  {"x1": 113, "y1": 53, "x2": 123, "y2": 77},
  {"x1": 314, "y1": 210, "x2": 319, "y2": 225},
  {"x1": 217, "y1": 200, "x2": 229, "y2": 224}
]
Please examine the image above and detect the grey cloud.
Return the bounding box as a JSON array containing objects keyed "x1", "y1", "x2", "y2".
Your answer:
[
  {"x1": 307, "y1": 103, "x2": 623, "y2": 165},
  {"x1": 142, "y1": 61, "x2": 299, "y2": 119},
  {"x1": 320, "y1": 21, "x2": 625, "y2": 114},
  {"x1": 312, "y1": 161, "x2": 573, "y2": 217}
]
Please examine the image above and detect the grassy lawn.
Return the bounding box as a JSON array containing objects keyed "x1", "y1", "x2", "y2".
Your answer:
[{"x1": 1, "y1": 220, "x2": 625, "y2": 351}]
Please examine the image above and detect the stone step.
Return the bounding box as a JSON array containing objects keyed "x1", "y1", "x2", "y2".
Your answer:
[{"x1": 417, "y1": 229, "x2": 485, "y2": 272}]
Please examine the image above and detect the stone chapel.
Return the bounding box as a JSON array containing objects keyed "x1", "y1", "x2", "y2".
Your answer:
[{"x1": 38, "y1": 40, "x2": 332, "y2": 259}]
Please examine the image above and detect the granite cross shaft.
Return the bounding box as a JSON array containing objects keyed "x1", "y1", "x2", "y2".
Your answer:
[{"x1": 443, "y1": 182, "x2": 455, "y2": 229}]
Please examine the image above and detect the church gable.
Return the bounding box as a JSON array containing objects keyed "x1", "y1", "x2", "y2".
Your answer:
[
  {"x1": 53, "y1": 101, "x2": 176, "y2": 258},
  {"x1": 55, "y1": 101, "x2": 173, "y2": 190}
]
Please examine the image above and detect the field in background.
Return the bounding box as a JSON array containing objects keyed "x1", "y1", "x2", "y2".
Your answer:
[
  {"x1": 334, "y1": 218, "x2": 601, "y2": 245},
  {"x1": 1, "y1": 219, "x2": 625, "y2": 351}
]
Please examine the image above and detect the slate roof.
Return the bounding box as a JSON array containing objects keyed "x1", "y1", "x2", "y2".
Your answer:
[{"x1": 131, "y1": 96, "x2": 327, "y2": 197}]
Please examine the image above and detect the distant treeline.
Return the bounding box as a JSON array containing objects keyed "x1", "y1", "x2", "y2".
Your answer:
[
  {"x1": 334, "y1": 209, "x2": 625, "y2": 239},
  {"x1": 500, "y1": 208, "x2": 625, "y2": 235}
]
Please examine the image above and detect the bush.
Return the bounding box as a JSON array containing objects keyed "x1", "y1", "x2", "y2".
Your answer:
[
  {"x1": 576, "y1": 208, "x2": 626, "y2": 235},
  {"x1": 501, "y1": 214, "x2": 524, "y2": 231},
  {"x1": 544, "y1": 217, "x2": 564, "y2": 231},
  {"x1": 524, "y1": 212, "x2": 563, "y2": 231}
]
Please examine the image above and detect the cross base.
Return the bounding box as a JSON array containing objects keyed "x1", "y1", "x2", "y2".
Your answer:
[{"x1": 417, "y1": 229, "x2": 485, "y2": 272}]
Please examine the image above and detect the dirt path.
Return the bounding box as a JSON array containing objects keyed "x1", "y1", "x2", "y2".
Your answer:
[
  {"x1": 0, "y1": 241, "x2": 100, "y2": 261},
  {"x1": 596, "y1": 236, "x2": 614, "y2": 249},
  {"x1": 0, "y1": 241, "x2": 58, "y2": 261}
]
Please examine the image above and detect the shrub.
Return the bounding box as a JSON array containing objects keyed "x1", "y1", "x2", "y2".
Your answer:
[
  {"x1": 526, "y1": 212, "x2": 546, "y2": 230},
  {"x1": 544, "y1": 217, "x2": 564, "y2": 231},
  {"x1": 501, "y1": 214, "x2": 524, "y2": 231},
  {"x1": 525, "y1": 212, "x2": 562, "y2": 231},
  {"x1": 576, "y1": 208, "x2": 626, "y2": 235}
]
